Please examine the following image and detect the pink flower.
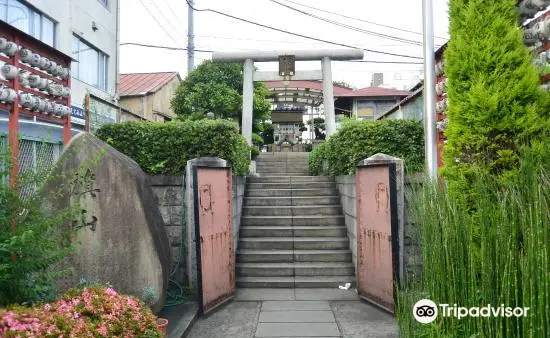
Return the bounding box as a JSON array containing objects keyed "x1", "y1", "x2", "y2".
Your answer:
[
  {"x1": 104, "y1": 288, "x2": 117, "y2": 296},
  {"x1": 97, "y1": 325, "x2": 108, "y2": 336}
]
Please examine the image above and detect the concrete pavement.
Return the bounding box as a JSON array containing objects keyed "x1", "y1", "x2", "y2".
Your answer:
[{"x1": 185, "y1": 289, "x2": 398, "y2": 338}]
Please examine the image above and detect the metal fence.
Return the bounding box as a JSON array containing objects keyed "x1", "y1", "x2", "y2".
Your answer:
[{"x1": 0, "y1": 135, "x2": 62, "y2": 198}]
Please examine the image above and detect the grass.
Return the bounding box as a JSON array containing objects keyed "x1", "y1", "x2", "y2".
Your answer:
[{"x1": 397, "y1": 157, "x2": 549, "y2": 337}]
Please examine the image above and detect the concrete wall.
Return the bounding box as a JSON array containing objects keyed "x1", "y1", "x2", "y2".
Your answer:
[{"x1": 335, "y1": 176, "x2": 357, "y2": 269}]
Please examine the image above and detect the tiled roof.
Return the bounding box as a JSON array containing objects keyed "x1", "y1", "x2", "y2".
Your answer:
[
  {"x1": 263, "y1": 80, "x2": 354, "y2": 96},
  {"x1": 120, "y1": 72, "x2": 180, "y2": 97},
  {"x1": 336, "y1": 87, "x2": 411, "y2": 98}
]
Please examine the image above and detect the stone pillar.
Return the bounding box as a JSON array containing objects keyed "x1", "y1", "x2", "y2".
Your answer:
[
  {"x1": 322, "y1": 57, "x2": 336, "y2": 137},
  {"x1": 242, "y1": 58, "x2": 254, "y2": 147}
]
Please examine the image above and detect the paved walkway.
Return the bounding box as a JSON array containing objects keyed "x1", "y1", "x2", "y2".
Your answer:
[{"x1": 186, "y1": 289, "x2": 398, "y2": 338}]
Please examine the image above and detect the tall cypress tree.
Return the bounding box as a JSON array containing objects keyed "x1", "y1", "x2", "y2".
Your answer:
[{"x1": 444, "y1": 0, "x2": 550, "y2": 191}]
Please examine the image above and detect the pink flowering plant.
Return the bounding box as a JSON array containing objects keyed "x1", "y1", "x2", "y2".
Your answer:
[{"x1": 0, "y1": 286, "x2": 163, "y2": 337}]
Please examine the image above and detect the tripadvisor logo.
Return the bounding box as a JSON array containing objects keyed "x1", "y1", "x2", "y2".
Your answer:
[{"x1": 413, "y1": 299, "x2": 530, "y2": 323}]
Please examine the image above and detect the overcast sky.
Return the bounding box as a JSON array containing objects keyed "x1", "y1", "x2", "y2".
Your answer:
[{"x1": 120, "y1": 0, "x2": 449, "y2": 89}]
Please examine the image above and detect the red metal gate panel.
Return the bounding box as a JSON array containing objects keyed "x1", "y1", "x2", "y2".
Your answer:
[
  {"x1": 356, "y1": 163, "x2": 398, "y2": 313},
  {"x1": 194, "y1": 166, "x2": 235, "y2": 315}
]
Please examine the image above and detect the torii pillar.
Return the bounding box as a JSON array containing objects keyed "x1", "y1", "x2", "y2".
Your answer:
[{"x1": 212, "y1": 49, "x2": 364, "y2": 145}]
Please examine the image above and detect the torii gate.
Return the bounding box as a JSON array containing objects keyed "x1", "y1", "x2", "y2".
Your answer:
[{"x1": 212, "y1": 49, "x2": 364, "y2": 146}]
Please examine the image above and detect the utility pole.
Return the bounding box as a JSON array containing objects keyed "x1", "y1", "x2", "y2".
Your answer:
[
  {"x1": 187, "y1": 0, "x2": 195, "y2": 73},
  {"x1": 422, "y1": 0, "x2": 438, "y2": 181}
]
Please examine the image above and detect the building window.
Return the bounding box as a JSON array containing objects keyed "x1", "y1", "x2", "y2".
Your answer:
[
  {"x1": 72, "y1": 35, "x2": 108, "y2": 91},
  {"x1": 0, "y1": 0, "x2": 55, "y2": 47}
]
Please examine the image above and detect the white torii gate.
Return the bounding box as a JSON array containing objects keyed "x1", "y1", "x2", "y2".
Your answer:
[{"x1": 212, "y1": 49, "x2": 364, "y2": 146}]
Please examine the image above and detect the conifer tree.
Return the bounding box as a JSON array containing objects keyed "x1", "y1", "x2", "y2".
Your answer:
[{"x1": 444, "y1": 0, "x2": 550, "y2": 190}]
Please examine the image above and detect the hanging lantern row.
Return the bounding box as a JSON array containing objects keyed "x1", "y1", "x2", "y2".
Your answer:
[
  {"x1": 524, "y1": 15, "x2": 550, "y2": 46},
  {"x1": 1, "y1": 64, "x2": 70, "y2": 97},
  {"x1": 436, "y1": 97, "x2": 448, "y2": 114},
  {"x1": 0, "y1": 38, "x2": 70, "y2": 79},
  {"x1": 435, "y1": 78, "x2": 448, "y2": 97},
  {"x1": 518, "y1": 0, "x2": 550, "y2": 21},
  {"x1": 436, "y1": 118, "x2": 448, "y2": 133},
  {"x1": 435, "y1": 60, "x2": 445, "y2": 77},
  {"x1": 0, "y1": 86, "x2": 70, "y2": 117}
]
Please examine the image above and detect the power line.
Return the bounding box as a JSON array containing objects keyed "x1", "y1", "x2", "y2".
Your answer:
[
  {"x1": 276, "y1": 0, "x2": 448, "y2": 41},
  {"x1": 149, "y1": 0, "x2": 186, "y2": 38},
  {"x1": 137, "y1": 0, "x2": 179, "y2": 45},
  {"x1": 197, "y1": 34, "x2": 436, "y2": 47},
  {"x1": 269, "y1": 0, "x2": 424, "y2": 46},
  {"x1": 159, "y1": 0, "x2": 188, "y2": 34},
  {"x1": 184, "y1": 0, "x2": 423, "y2": 60},
  {"x1": 120, "y1": 42, "x2": 213, "y2": 52},
  {"x1": 120, "y1": 42, "x2": 425, "y2": 66}
]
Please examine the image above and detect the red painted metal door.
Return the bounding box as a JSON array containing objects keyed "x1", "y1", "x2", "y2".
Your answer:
[
  {"x1": 356, "y1": 163, "x2": 398, "y2": 313},
  {"x1": 194, "y1": 166, "x2": 235, "y2": 315}
]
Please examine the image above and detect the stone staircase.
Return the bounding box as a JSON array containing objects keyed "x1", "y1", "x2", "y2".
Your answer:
[{"x1": 236, "y1": 152, "x2": 355, "y2": 288}]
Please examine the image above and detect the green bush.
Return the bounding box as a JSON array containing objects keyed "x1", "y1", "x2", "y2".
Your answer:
[
  {"x1": 308, "y1": 119, "x2": 424, "y2": 176},
  {"x1": 250, "y1": 146, "x2": 260, "y2": 160},
  {"x1": 96, "y1": 119, "x2": 250, "y2": 176},
  {"x1": 444, "y1": 0, "x2": 550, "y2": 194},
  {"x1": 0, "y1": 149, "x2": 76, "y2": 306}
]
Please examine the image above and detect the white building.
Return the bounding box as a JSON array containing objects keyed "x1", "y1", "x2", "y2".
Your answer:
[{"x1": 1, "y1": 0, "x2": 120, "y2": 141}]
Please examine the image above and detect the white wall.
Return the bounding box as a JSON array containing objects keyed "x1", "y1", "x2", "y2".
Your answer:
[{"x1": 27, "y1": 0, "x2": 119, "y2": 108}]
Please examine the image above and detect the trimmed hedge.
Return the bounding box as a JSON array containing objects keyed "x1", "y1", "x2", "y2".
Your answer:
[
  {"x1": 308, "y1": 119, "x2": 424, "y2": 176},
  {"x1": 96, "y1": 119, "x2": 250, "y2": 175}
]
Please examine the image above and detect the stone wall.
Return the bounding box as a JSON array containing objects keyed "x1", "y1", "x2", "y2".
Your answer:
[
  {"x1": 335, "y1": 176, "x2": 357, "y2": 269},
  {"x1": 150, "y1": 172, "x2": 247, "y2": 293},
  {"x1": 403, "y1": 174, "x2": 423, "y2": 282},
  {"x1": 232, "y1": 176, "x2": 247, "y2": 252},
  {"x1": 149, "y1": 175, "x2": 185, "y2": 284}
]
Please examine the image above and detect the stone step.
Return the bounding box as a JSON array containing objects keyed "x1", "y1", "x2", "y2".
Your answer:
[
  {"x1": 257, "y1": 172, "x2": 311, "y2": 177},
  {"x1": 238, "y1": 237, "x2": 349, "y2": 250},
  {"x1": 236, "y1": 249, "x2": 352, "y2": 263},
  {"x1": 246, "y1": 188, "x2": 338, "y2": 197},
  {"x1": 294, "y1": 276, "x2": 356, "y2": 288},
  {"x1": 236, "y1": 277, "x2": 295, "y2": 288},
  {"x1": 247, "y1": 182, "x2": 334, "y2": 190},
  {"x1": 236, "y1": 262, "x2": 355, "y2": 277},
  {"x1": 244, "y1": 196, "x2": 340, "y2": 206},
  {"x1": 236, "y1": 276, "x2": 355, "y2": 288},
  {"x1": 240, "y1": 226, "x2": 347, "y2": 237},
  {"x1": 243, "y1": 205, "x2": 342, "y2": 217},
  {"x1": 241, "y1": 215, "x2": 345, "y2": 226},
  {"x1": 237, "y1": 250, "x2": 294, "y2": 263},
  {"x1": 247, "y1": 176, "x2": 333, "y2": 183}
]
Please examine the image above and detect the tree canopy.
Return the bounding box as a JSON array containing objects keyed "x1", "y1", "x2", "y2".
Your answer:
[{"x1": 171, "y1": 61, "x2": 272, "y2": 130}]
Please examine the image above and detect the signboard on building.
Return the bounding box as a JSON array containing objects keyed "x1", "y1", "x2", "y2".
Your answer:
[
  {"x1": 89, "y1": 96, "x2": 118, "y2": 133},
  {"x1": 71, "y1": 106, "x2": 86, "y2": 125}
]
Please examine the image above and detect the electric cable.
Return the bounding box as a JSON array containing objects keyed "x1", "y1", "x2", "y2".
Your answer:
[
  {"x1": 269, "y1": 0, "x2": 425, "y2": 46},
  {"x1": 137, "y1": 0, "x2": 179, "y2": 45},
  {"x1": 275, "y1": 0, "x2": 448, "y2": 41},
  {"x1": 183, "y1": 0, "x2": 423, "y2": 60}
]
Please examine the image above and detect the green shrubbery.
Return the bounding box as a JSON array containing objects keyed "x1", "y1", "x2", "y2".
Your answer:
[
  {"x1": 0, "y1": 148, "x2": 78, "y2": 306},
  {"x1": 444, "y1": 0, "x2": 550, "y2": 193},
  {"x1": 308, "y1": 119, "x2": 424, "y2": 176},
  {"x1": 96, "y1": 119, "x2": 250, "y2": 175}
]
